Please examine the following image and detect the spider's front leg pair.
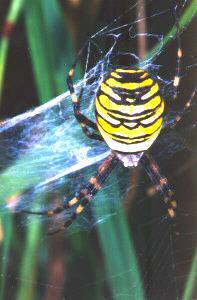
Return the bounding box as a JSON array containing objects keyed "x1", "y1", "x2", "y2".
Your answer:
[
  {"x1": 142, "y1": 154, "x2": 177, "y2": 218},
  {"x1": 66, "y1": 40, "x2": 103, "y2": 142}
]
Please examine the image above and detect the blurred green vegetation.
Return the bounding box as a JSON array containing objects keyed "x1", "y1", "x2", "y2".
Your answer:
[{"x1": 0, "y1": 1, "x2": 196, "y2": 300}]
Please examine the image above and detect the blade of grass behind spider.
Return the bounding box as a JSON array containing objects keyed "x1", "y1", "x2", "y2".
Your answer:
[
  {"x1": 25, "y1": 0, "x2": 110, "y2": 297},
  {"x1": 94, "y1": 172, "x2": 145, "y2": 300},
  {"x1": 0, "y1": 1, "x2": 25, "y2": 297},
  {"x1": 15, "y1": 1, "x2": 82, "y2": 299},
  {"x1": 0, "y1": 0, "x2": 25, "y2": 101},
  {"x1": 15, "y1": 211, "x2": 42, "y2": 300},
  {"x1": 25, "y1": 0, "x2": 81, "y2": 102},
  {"x1": 143, "y1": 0, "x2": 197, "y2": 65},
  {"x1": 182, "y1": 248, "x2": 197, "y2": 300},
  {"x1": 16, "y1": 1, "x2": 79, "y2": 298},
  {"x1": 0, "y1": 215, "x2": 13, "y2": 300}
]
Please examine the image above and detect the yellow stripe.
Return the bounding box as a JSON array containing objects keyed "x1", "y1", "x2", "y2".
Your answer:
[
  {"x1": 107, "y1": 109, "x2": 153, "y2": 121},
  {"x1": 100, "y1": 83, "x2": 121, "y2": 100},
  {"x1": 141, "y1": 83, "x2": 159, "y2": 100},
  {"x1": 115, "y1": 68, "x2": 144, "y2": 74},
  {"x1": 106, "y1": 78, "x2": 153, "y2": 90},
  {"x1": 111, "y1": 72, "x2": 122, "y2": 78},
  {"x1": 97, "y1": 122, "x2": 162, "y2": 152},
  {"x1": 95, "y1": 98, "x2": 120, "y2": 125},
  {"x1": 140, "y1": 72, "x2": 149, "y2": 79},
  {"x1": 97, "y1": 114, "x2": 163, "y2": 139},
  {"x1": 96, "y1": 94, "x2": 161, "y2": 125},
  {"x1": 98, "y1": 94, "x2": 161, "y2": 116},
  {"x1": 140, "y1": 100, "x2": 164, "y2": 125},
  {"x1": 97, "y1": 122, "x2": 162, "y2": 144}
]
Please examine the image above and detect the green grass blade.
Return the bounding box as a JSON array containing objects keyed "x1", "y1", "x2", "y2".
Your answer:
[
  {"x1": 182, "y1": 248, "x2": 197, "y2": 300},
  {"x1": 0, "y1": 215, "x2": 13, "y2": 300},
  {"x1": 25, "y1": 0, "x2": 81, "y2": 102},
  {"x1": 0, "y1": 0, "x2": 25, "y2": 100},
  {"x1": 14, "y1": 1, "x2": 82, "y2": 299},
  {"x1": 0, "y1": 2, "x2": 25, "y2": 298},
  {"x1": 0, "y1": 39, "x2": 8, "y2": 99},
  {"x1": 4, "y1": 0, "x2": 25, "y2": 22},
  {"x1": 144, "y1": 0, "x2": 197, "y2": 63},
  {"x1": 95, "y1": 174, "x2": 145, "y2": 300},
  {"x1": 15, "y1": 212, "x2": 42, "y2": 300}
]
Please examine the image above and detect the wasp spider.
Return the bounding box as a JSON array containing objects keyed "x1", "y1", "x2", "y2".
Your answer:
[{"x1": 24, "y1": 15, "x2": 196, "y2": 234}]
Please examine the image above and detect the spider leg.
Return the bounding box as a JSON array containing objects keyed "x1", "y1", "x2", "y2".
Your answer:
[
  {"x1": 172, "y1": 5, "x2": 183, "y2": 101},
  {"x1": 162, "y1": 5, "x2": 196, "y2": 131},
  {"x1": 57, "y1": 154, "x2": 119, "y2": 233},
  {"x1": 66, "y1": 41, "x2": 103, "y2": 141},
  {"x1": 171, "y1": 87, "x2": 196, "y2": 128},
  {"x1": 163, "y1": 87, "x2": 196, "y2": 131},
  {"x1": 23, "y1": 154, "x2": 119, "y2": 233},
  {"x1": 142, "y1": 153, "x2": 177, "y2": 218}
]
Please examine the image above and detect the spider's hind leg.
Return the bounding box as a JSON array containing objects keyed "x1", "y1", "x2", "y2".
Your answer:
[
  {"x1": 23, "y1": 154, "x2": 119, "y2": 234},
  {"x1": 53, "y1": 154, "x2": 119, "y2": 233},
  {"x1": 142, "y1": 154, "x2": 177, "y2": 218}
]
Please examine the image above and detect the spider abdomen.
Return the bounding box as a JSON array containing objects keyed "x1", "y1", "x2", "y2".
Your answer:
[{"x1": 95, "y1": 67, "x2": 164, "y2": 153}]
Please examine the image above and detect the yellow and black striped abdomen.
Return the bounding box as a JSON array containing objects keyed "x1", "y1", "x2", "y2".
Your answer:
[{"x1": 95, "y1": 67, "x2": 164, "y2": 153}]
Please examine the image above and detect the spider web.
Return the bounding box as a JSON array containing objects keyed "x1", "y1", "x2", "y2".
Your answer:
[
  {"x1": 0, "y1": 0, "x2": 195, "y2": 218},
  {"x1": 0, "y1": 1, "x2": 196, "y2": 299}
]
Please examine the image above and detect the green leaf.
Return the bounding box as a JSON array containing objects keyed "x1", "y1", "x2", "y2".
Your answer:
[{"x1": 25, "y1": 0, "x2": 81, "y2": 102}]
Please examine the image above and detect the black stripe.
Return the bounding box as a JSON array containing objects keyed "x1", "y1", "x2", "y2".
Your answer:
[
  {"x1": 107, "y1": 111, "x2": 152, "y2": 123},
  {"x1": 97, "y1": 117, "x2": 162, "y2": 142},
  {"x1": 110, "y1": 72, "x2": 149, "y2": 83},
  {"x1": 96, "y1": 110, "x2": 138, "y2": 130},
  {"x1": 105, "y1": 78, "x2": 155, "y2": 94},
  {"x1": 106, "y1": 100, "x2": 164, "y2": 124},
  {"x1": 111, "y1": 124, "x2": 162, "y2": 145},
  {"x1": 111, "y1": 136, "x2": 150, "y2": 145},
  {"x1": 99, "y1": 81, "x2": 159, "y2": 106},
  {"x1": 96, "y1": 109, "x2": 163, "y2": 131},
  {"x1": 123, "y1": 113, "x2": 163, "y2": 130},
  {"x1": 96, "y1": 94, "x2": 163, "y2": 118}
]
